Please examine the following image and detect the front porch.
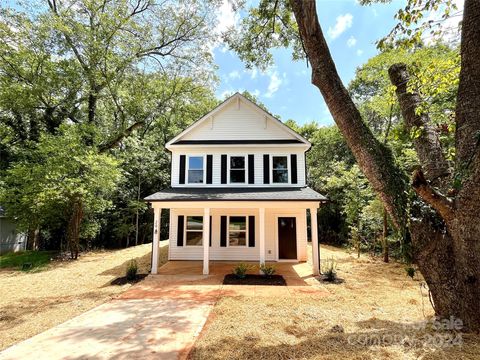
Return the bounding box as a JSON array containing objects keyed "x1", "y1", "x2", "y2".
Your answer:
[{"x1": 149, "y1": 199, "x2": 323, "y2": 276}]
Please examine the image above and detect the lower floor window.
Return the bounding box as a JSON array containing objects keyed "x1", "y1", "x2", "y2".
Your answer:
[
  {"x1": 229, "y1": 216, "x2": 247, "y2": 246},
  {"x1": 186, "y1": 216, "x2": 203, "y2": 246}
]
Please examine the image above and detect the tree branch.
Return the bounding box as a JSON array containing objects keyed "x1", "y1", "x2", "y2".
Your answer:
[
  {"x1": 388, "y1": 63, "x2": 450, "y2": 185},
  {"x1": 289, "y1": 0, "x2": 408, "y2": 229},
  {"x1": 98, "y1": 121, "x2": 145, "y2": 153},
  {"x1": 411, "y1": 168, "x2": 456, "y2": 225}
]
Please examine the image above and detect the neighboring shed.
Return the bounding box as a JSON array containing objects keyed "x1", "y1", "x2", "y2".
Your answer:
[{"x1": 0, "y1": 206, "x2": 27, "y2": 255}]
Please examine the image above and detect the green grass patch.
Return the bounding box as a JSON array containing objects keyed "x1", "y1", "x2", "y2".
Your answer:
[{"x1": 0, "y1": 251, "x2": 57, "y2": 271}]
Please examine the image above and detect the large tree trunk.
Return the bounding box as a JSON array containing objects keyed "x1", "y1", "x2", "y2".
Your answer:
[{"x1": 289, "y1": 0, "x2": 480, "y2": 331}]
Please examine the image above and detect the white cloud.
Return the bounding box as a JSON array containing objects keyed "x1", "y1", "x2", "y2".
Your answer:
[
  {"x1": 228, "y1": 70, "x2": 241, "y2": 80},
  {"x1": 216, "y1": 0, "x2": 239, "y2": 34},
  {"x1": 251, "y1": 89, "x2": 260, "y2": 97},
  {"x1": 356, "y1": 49, "x2": 364, "y2": 56},
  {"x1": 265, "y1": 70, "x2": 282, "y2": 98},
  {"x1": 424, "y1": 0, "x2": 463, "y2": 45},
  {"x1": 347, "y1": 36, "x2": 357, "y2": 47},
  {"x1": 327, "y1": 13, "x2": 353, "y2": 39}
]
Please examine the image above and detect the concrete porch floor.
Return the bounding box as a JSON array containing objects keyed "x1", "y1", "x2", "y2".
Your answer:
[{"x1": 119, "y1": 260, "x2": 330, "y2": 300}]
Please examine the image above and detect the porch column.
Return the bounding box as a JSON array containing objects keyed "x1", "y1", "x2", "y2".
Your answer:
[
  {"x1": 259, "y1": 207, "x2": 266, "y2": 267},
  {"x1": 310, "y1": 207, "x2": 320, "y2": 276},
  {"x1": 203, "y1": 207, "x2": 210, "y2": 275},
  {"x1": 151, "y1": 207, "x2": 162, "y2": 275}
]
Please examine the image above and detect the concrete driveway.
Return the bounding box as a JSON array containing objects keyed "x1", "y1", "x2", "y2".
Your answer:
[{"x1": 0, "y1": 297, "x2": 214, "y2": 360}]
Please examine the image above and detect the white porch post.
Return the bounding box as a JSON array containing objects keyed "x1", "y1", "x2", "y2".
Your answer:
[
  {"x1": 310, "y1": 207, "x2": 320, "y2": 276},
  {"x1": 151, "y1": 207, "x2": 162, "y2": 275},
  {"x1": 203, "y1": 207, "x2": 210, "y2": 275},
  {"x1": 259, "y1": 207, "x2": 266, "y2": 268}
]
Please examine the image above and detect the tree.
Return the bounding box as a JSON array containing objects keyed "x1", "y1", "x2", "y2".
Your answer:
[
  {"x1": 227, "y1": 0, "x2": 480, "y2": 331},
  {"x1": 0, "y1": 0, "x2": 219, "y2": 253},
  {"x1": 0, "y1": 124, "x2": 120, "y2": 258}
]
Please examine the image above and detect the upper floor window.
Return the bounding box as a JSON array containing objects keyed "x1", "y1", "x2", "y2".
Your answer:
[
  {"x1": 230, "y1": 156, "x2": 246, "y2": 183},
  {"x1": 188, "y1": 156, "x2": 204, "y2": 184},
  {"x1": 228, "y1": 216, "x2": 247, "y2": 246},
  {"x1": 185, "y1": 216, "x2": 203, "y2": 246},
  {"x1": 272, "y1": 156, "x2": 288, "y2": 183}
]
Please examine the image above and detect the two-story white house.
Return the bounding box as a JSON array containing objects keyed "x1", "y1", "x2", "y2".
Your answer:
[{"x1": 145, "y1": 93, "x2": 327, "y2": 275}]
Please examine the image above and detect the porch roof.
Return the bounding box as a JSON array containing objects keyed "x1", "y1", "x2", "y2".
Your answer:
[{"x1": 144, "y1": 186, "x2": 327, "y2": 202}]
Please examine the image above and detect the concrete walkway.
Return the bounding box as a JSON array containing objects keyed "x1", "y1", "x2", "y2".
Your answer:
[{"x1": 0, "y1": 298, "x2": 214, "y2": 360}]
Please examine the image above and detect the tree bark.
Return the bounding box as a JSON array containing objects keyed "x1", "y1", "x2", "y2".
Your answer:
[{"x1": 382, "y1": 210, "x2": 389, "y2": 263}]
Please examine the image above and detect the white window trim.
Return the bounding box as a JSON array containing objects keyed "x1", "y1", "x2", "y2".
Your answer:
[
  {"x1": 186, "y1": 155, "x2": 206, "y2": 185},
  {"x1": 227, "y1": 154, "x2": 248, "y2": 185},
  {"x1": 184, "y1": 215, "x2": 204, "y2": 247},
  {"x1": 227, "y1": 215, "x2": 248, "y2": 247},
  {"x1": 270, "y1": 154, "x2": 290, "y2": 185}
]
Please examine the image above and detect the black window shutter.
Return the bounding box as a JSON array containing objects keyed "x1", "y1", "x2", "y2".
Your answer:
[
  {"x1": 177, "y1": 215, "x2": 184, "y2": 246},
  {"x1": 248, "y1": 154, "x2": 255, "y2": 184},
  {"x1": 179, "y1": 155, "x2": 186, "y2": 184},
  {"x1": 263, "y1": 154, "x2": 270, "y2": 184},
  {"x1": 206, "y1": 155, "x2": 213, "y2": 184},
  {"x1": 220, "y1": 216, "x2": 227, "y2": 247},
  {"x1": 209, "y1": 216, "x2": 212, "y2": 247},
  {"x1": 248, "y1": 216, "x2": 255, "y2": 247},
  {"x1": 221, "y1": 155, "x2": 227, "y2": 184},
  {"x1": 291, "y1": 154, "x2": 298, "y2": 184}
]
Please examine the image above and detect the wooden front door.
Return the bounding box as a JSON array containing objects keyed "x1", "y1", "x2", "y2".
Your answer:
[{"x1": 278, "y1": 217, "x2": 297, "y2": 260}]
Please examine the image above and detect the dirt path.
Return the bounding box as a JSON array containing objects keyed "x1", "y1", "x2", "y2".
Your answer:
[{"x1": 0, "y1": 241, "x2": 168, "y2": 351}]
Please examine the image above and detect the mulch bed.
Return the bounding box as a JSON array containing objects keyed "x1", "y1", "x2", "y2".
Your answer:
[
  {"x1": 223, "y1": 274, "x2": 286, "y2": 286},
  {"x1": 110, "y1": 273, "x2": 148, "y2": 286}
]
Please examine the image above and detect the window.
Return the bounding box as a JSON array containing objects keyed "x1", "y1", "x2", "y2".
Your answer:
[
  {"x1": 230, "y1": 156, "x2": 245, "y2": 183},
  {"x1": 272, "y1": 156, "x2": 288, "y2": 183},
  {"x1": 188, "y1": 156, "x2": 204, "y2": 184},
  {"x1": 228, "y1": 216, "x2": 247, "y2": 246},
  {"x1": 185, "y1": 216, "x2": 203, "y2": 246}
]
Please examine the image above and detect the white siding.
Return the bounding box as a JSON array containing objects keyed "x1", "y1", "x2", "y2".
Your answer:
[
  {"x1": 168, "y1": 208, "x2": 307, "y2": 262},
  {"x1": 180, "y1": 100, "x2": 297, "y2": 141},
  {"x1": 171, "y1": 147, "x2": 306, "y2": 187}
]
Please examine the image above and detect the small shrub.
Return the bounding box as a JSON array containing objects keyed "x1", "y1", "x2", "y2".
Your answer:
[
  {"x1": 126, "y1": 259, "x2": 138, "y2": 281},
  {"x1": 405, "y1": 266, "x2": 416, "y2": 279},
  {"x1": 233, "y1": 263, "x2": 250, "y2": 279},
  {"x1": 260, "y1": 264, "x2": 276, "y2": 277},
  {"x1": 321, "y1": 257, "x2": 337, "y2": 282}
]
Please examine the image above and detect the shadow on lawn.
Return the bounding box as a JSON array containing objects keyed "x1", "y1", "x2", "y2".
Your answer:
[
  {"x1": 188, "y1": 318, "x2": 480, "y2": 360},
  {"x1": 0, "y1": 291, "x2": 107, "y2": 331}
]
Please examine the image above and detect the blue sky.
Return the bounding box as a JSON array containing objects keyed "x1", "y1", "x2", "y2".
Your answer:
[{"x1": 214, "y1": 0, "x2": 404, "y2": 125}]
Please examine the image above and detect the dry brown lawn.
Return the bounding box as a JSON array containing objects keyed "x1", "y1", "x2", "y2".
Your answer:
[
  {"x1": 190, "y1": 245, "x2": 480, "y2": 360},
  {"x1": 0, "y1": 240, "x2": 168, "y2": 350}
]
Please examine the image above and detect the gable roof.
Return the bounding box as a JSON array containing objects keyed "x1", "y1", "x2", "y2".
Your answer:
[{"x1": 166, "y1": 92, "x2": 310, "y2": 149}]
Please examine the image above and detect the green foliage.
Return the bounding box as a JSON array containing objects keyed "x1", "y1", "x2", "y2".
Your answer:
[
  {"x1": 0, "y1": 124, "x2": 121, "y2": 241},
  {"x1": 0, "y1": 1, "x2": 219, "y2": 250},
  {"x1": 0, "y1": 251, "x2": 56, "y2": 271},
  {"x1": 405, "y1": 266, "x2": 416, "y2": 279},
  {"x1": 126, "y1": 259, "x2": 138, "y2": 281},
  {"x1": 320, "y1": 257, "x2": 337, "y2": 282},
  {"x1": 359, "y1": 0, "x2": 461, "y2": 50},
  {"x1": 232, "y1": 263, "x2": 251, "y2": 279},
  {"x1": 259, "y1": 264, "x2": 276, "y2": 277}
]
